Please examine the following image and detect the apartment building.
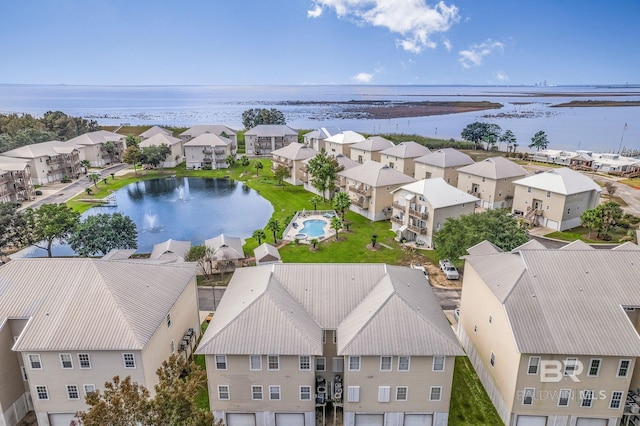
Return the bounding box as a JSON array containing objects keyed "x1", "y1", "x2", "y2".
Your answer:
[
  {"x1": 323, "y1": 131, "x2": 366, "y2": 158},
  {"x1": 139, "y1": 133, "x2": 184, "y2": 168},
  {"x1": 379, "y1": 142, "x2": 431, "y2": 178},
  {"x1": 1, "y1": 140, "x2": 81, "y2": 185},
  {"x1": 413, "y1": 148, "x2": 473, "y2": 187},
  {"x1": 66, "y1": 130, "x2": 124, "y2": 167},
  {"x1": 456, "y1": 157, "x2": 527, "y2": 210},
  {"x1": 349, "y1": 136, "x2": 395, "y2": 164},
  {"x1": 196, "y1": 263, "x2": 463, "y2": 426},
  {"x1": 271, "y1": 143, "x2": 317, "y2": 185},
  {"x1": 245, "y1": 125, "x2": 298, "y2": 156},
  {"x1": 179, "y1": 125, "x2": 238, "y2": 145},
  {"x1": 139, "y1": 126, "x2": 173, "y2": 141},
  {"x1": 184, "y1": 133, "x2": 237, "y2": 170},
  {"x1": 0, "y1": 160, "x2": 34, "y2": 203},
  {"x1": 458, "y1": 242, "x2": 640, "y2": 426},
  {"x1": 303, "y1": 127, "x2": 341, "y2": 152},
  {"x1": 0, "y1": 258, "x2": 200, "y2": 426}
]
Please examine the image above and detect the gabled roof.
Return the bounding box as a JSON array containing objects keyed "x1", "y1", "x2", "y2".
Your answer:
[
  {"x1": 467, "y1": 240, "x2": 503, "y2": 256},
  {"x1": 254, "y1": 243, "x2": 281, "y2": 265},
  {"x1": 457, "y1": 156, "x2": 527, "y2": 179},
  {"x1": 324, "y1": 130, "x2": 366, "y2": 145},
  {"x1": 380, "y1": 141, "x2": 430, "y2": 159},
  {"x1": 393, "y1": 178, "x2": 478, "y2": 209},
  {"x1": 414, "y1": 148, "x2": 473, "y2": 168},
  {"x1": 196, "y1": 264, "x2": 462, "y2": 356},
  {"x1": 271, "y1": 142, "x2": 317, "y2": 160},
  {"x1": 1, "y1": 258, "x2": 196, "y2": 351},
  {"x1": 101, "y1": 249, "x2": 136, "y2": 260},
  {"x1": 2, "y1": 140, "x2": 79, "y2": 159},
  {"x1": 139, "y1": 126, "x2": 172, "y2": 139},
  {"x1": 179, "y1": 125, "x2": 237, "y2": 139},
  {"x1": 613, "y1": 242, "x2": 640, "y2": 251},
  {"x1": 559, "y1": 239, "x2": 594, "y2": 250},
  {"x1": 205, "y1": 234, "x2": 245, "y2": 260},
  {"x1": 139, "y1": 133, "x2": 182, "y2": 148},
  {"x1": 351, "y1": 136, "x2": 395, "y2": 152},
  {"x1": 66, "y1": 130, "x2": 124, "y2": 146},
  {"x1": 512, "y1": 167, "x2": 601, "y2": 195},
  {"x1": 303, "y1": 127, "x2": 341, "y2": 139},
  {"x1": 339, "y1": 160, "x2": 416, "y2": 187},
  {"x1": 466, "y1": 247, "x2": 640, "y2": 356},
  {"x1": 150, "y1": 239, "x2": 191, "y2": 261},
  {"x1": 245, "y1": 125, "x2": 297, "y2": 137},
  {"x1": 511, "y1": 239, "x2": 546, "y2": 252},
  {"x1": 183, "y1": 133, "x2": 233, "y2": 147},
  {"x1": 334, "y1": 154, "x2": 360, "y2": 171}
]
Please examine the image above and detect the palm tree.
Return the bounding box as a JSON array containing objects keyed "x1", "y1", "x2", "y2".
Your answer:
[
  {"x1": 309, "y1": 195, "x2": 322, "y2": 211},
  {"x1": 254, "y1": 161, "x2": 263, "y2": 176},
  {"x1": 332, "y1": 191, "x2": 351, "y2": 219},
  {"x1": 252, "y1": 229, "x2": 266, "y2": 245},
  {"x1": 225, "y1": 155, "x2": 236, "y2": 168},
  {"x1": 267, "y1": 218, "x2": 281, "y2": 244},
  {"x1": 310, "y1": 238, "x2": 319, "y2": 249},
  {"x1": 88, "y1": 173, "x2": 100, "y2": 188},
  {"x1": 330, "y1": 216, "x2": 343, "y2": 241},
  {"x1": 80, "y1": 160, "x2": 91, "y2": 174}
]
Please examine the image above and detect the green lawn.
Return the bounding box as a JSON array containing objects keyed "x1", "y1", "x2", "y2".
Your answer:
[
  {"x1": 449, "y1": 357, "x2": 503, "y2": 425},
  {"x1": 545, "y1": 225, "x2": 629, "y2": 243},
  {"x1": 193, "y1": 354, "x2": 210, "y2": 410}
]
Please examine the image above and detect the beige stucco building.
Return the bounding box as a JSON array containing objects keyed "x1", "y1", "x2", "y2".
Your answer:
[
  {"x1": 0, "y1": 159, "x2": 34, "y2": 203},
  {"x1": 196, "y1": 263, "x2": 463, "y2": 426},
  {"x1": 271, "y1": 143, "x2": 317, "y2": 185},
  {"x1": 323, "y1": 131, "x2": 366, "y2": 158},
  {"x1": 458, "y1": 241, "x2": 640, "y2": 426},
  {"x1": 139, "y1": 125, "x2": 173, "y2": 141},
  {"x1": 303, "y1": 127, "x2": 341, "y2": 152},
  {"x1": 184, "y1": 133, "x2": 237, "y2": 170},
  {"x1": 1, "y1": 141, "x2": 81, "y2": 185},
  {"x1": 413, "y1": 148, "x2": 474, "y2": 187},
  {"x1": 390, "y1": 178, "x2": 478, "y2": 247},
  {"x1": 245, "y1": 125, "x2": 298, "y2": 156},
  {"x1": 379, "y1": 142, "x2": 431, "y2": 178},
  {"x1": 65, "y1": 130, "x2": 124, "y2": 167},
  {"x1": 511, "y1": 167, "x2": 602, "y2": 231},
  {"x1": 456, "y1": 157, "x2": 527, "y2": 210},
  {"x1": 302, "y1": 153, "x2": 360, "y2": 198},
  {"x1": 139, "y1": 133, "x2": 185, "y2": 168},
  {"x1": 349, "y1": 136, "x2": 395, "y2": 164},
  {"x1": 179, "y1": 125, "x2": 238, "y2": 145},
  {"x1": 0, "y1": 258, "x2": 200, "y2": 426},
  {"x1": 338, "y1": 161, "x2": 416, "y2": 221}
]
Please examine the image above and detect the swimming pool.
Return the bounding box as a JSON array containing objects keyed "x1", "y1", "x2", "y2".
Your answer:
[{"x1": 299, "y1": 219, "x2": 328, "y2": 238}]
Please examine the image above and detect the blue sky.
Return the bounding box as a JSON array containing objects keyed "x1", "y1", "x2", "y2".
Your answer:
[{"x1": 1, "y1": 0, "x2": 638, "y2": 86}]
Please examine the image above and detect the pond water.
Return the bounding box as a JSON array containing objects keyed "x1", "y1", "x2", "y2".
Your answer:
[{"x1": 15, "y1": 177, "x2": 274, "y2": 257}]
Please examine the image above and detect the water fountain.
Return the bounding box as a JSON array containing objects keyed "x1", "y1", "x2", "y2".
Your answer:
[
  {"x1": 176, "y1": 177, "x2": 190, "y2": 201},
  {"x1": 143, "y1": 213, "x2": 162, "y2": 232}
]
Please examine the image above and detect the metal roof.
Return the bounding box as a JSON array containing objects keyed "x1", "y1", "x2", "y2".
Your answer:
[
  {"x1": 414, "y1": 148, "x2": 474, "y2": 168},
  {"x1": 457, "y1": 156, "x2": 527, "y2": 179},
  {"x1": 271, "y1": 143, "x2": 317, "y2": 160},
  {"x1": 139, "y1": 133, "x2": 182, "y2": 148},
  {"x1": 338, "y1": 160, "x2": 416, "y2": 187},
  {"x1": 1, "y1": 258, "x2": 196, "y2": 352},
  {"x1": 467, "y1": 240, "x2": 503, "y2": 256},
  {"x1": 324, "y1": 130, "x2": 366, "y2": 145},
  {"x1": 393, "y1": 178, "x2": 478, "y2": 209},
  {"x1": 150, "y1": 239, "x2": 191, "y2": 261},
  {"x1": 351, "y1": 136, "x2": 395, "y2": 152},
  {"x1": 512, "y1": 167, "x2": 601, "y2": 195},
  {"x1": 380, "y1": 141, "x2": 431, "y2": 159},
  {"x1": 2, "y1": 140, "x2": 79, "y2": 159},
  {"x1": 66, "y1": 130, "x2": 124, "y2": 146},
  {"x1": 205, "y1": 234, "x2": 245, "y2": 260},
  {"x1": 139, "y1": 126, "x2": 172, "y2": 139},
  {"x1": 196, "y1": 264, "x2": 462, "y2": 356},
  {"x1": 183, "y1": 133, "x2": 233, "y2": 147},
  {"x1": 244, "y1": 125, "x2": 297, "y2": 137},
  {"x1": 179, "y1": 125, "x2": 237, "y2": 138}
]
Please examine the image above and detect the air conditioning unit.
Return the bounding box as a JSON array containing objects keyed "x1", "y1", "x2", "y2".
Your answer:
[{"x1": 178, "y1": 340, "x2": 188, "y2": 351}]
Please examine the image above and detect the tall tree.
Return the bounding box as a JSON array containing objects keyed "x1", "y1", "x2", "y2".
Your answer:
[
  {"x1": 254, "y1": 160, "x2": 263, "y2": 176},
  {"x1": 80, "y1": 159, "x2": 91, "y2": 174},
  {"x1": 529, "y1": 130, "x2": 550, "y2": 151},
  {"x1": 125, "y1": 135, "x2": 140, "y2": 148},
  {"x1": 499, "y1": 129, "x2": 517, "y2": 154},
  {"x1": 596, "y1": 200, "x2": 623, "y2": 239},
  {"x1": 461, "y1": 122, "x2": 501, "y2": 150},
  {"x1": 69, "y1": 213, "x2": 137, "y2": 256},
  {"x1": 140, "y1": 144, "x2": 171, "y2": 169},
  {"x1": 242, "y1": 108, "x2": 286, "y2": 129},
  {"x1": 225, "y1": 154, "x2": 236, "y2": 168},
  {"x1": 184, "y1": 245, "x2": 215, "y2": 280},
  {"x1": 103, "y1": 141, "x2": 118, "y2": 164},
  {"x1": 267, "y1": 218, "x2": 281, "y2": 244},
  {"x1": 22, "y1": 203, "x2": 81, "y2": 257},
  {"x1": 330, "y1": 216, "x2": 343, "y2": 241},
  {"x1": 306, "y1": 149, "x2": 342, "y2": 201},
  {"x1": 581, "y1": 208, "x2": 602, "y2": 239},
  {"x1": 122, "y1": 145, "x2": 142, "y2": 175},
  {"x1": 0, "y1": 202, "x2": 25, "y2": 255},
  {"x1": 309, "y1": 195, "x2": 323, "y2": 211},
  {"x1": 433, "y1": 209, "x2": 528, "y2": 266},
  {"x1": 332, "y1": 191, "x2": 351, "y2": 219},
  {"x1": 252, "y1": 229, "x2": 266, "y2": 245},
  {"x1": 274, "y1": 165, "x2": 290, "y2": 186},
  {"x1": 88, "y1": 172, "x2": 101, "y2": 187}
]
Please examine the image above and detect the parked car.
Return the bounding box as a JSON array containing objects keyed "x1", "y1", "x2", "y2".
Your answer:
[{"x1": 438, "y1": 259, "x2": 460, "y2": 280}]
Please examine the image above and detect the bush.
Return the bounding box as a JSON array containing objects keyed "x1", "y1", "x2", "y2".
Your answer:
[{"x1": 60, "y1": 175, "x2": 72, "y2": 183}]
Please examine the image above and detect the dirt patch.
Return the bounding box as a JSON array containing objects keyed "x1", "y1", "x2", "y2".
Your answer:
[
  {"x1": 397, "y1": 251, "x2": 460, "y2": 288},
  {"x1": 366, "y1": 243, "x2": 380, "y2": 251}
]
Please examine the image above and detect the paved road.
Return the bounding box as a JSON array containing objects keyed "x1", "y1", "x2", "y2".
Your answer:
[{"x1": 430, "y1": 286, "x2": 461, "y2": 311}]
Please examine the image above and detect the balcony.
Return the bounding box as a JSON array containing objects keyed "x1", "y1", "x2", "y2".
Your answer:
[
  {"x1": 392, "y1": 201, "x2": 404, "y2": 210},
  {"x1": 351, "y1": 199, "x2": 369, "y2": 209},
  {"x1": 408, "y1": 224, "x2": 427, "y2": 235},
  {"x1": 273, "y1": 157, "x2": 292, "y2": 167},
  {"x1": 409, "y1": 208, "x2": 428, "y2": 219},
  {"x1": 203, "y1": 148, "x2": 213, "y2": 155},
  {"x1": 349, "y1": 185, "x2": 372, "y2": 197},
  {"x1": 390, "y1": 216, "x2": 404, "y2": 225},
  {"x1": 203, "y1": 156, "x2": 212, "y2": 163}
]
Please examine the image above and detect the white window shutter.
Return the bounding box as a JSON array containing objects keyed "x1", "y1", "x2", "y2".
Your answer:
[
  {"x1": 347, "y1": 386, "x2": 360, "y2": 403},
  {"x1": 378, "y1": 386, "x2": 390, "y2": 403},
  {"x1": 333, "y1": 357, "x2": 344, "y2": 372}
]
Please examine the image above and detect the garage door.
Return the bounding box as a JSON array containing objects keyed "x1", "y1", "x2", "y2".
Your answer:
[
  {"x1": 576, "y1": 419, "x2": 607, "y2": 426},
  {"x1": 404, "y1": 414, "x2": 433, "y2": 426},
  {"x1": 276, "y1": 413, "x2": 305, "y2": 426},
  {"x1": 49, "y1": 413, "x2": 75, "y2": 426},
  {"x1": 355, "y1": 414, "x2": 384, "y2": 426},
  {"x1": 516, "y1": 416, "x2": 547, "y2": 426},
  {"x1": 227, "y1": 413, "x2": 257, "y2": 426}
]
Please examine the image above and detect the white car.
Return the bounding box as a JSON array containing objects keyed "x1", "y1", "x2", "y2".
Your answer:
[
  {"x1": 410, "y1": 263, "x2": 427, "y2": 275},
  {"x1": 438, "y1": 259, "x2": 460, "y2": 280}
]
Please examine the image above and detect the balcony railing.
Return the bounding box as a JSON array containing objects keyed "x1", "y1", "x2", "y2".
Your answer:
[
  {"x1": 349, "y1": 185, "x2": 372, "y2": 197},
  {"x1": 351, "y1": 199, "x2": 369, "y2": 209},
  {"x1": 409, "y1": 208, "x2": 428, "y2": 219},
  {"x1": 408, "y1": 224, "x2": 427, "y2": 235},
  {"x1": 392, "y1": 201, "x2": 404, "y2": 210},
  {"x1": 390, "y1": 216, "x2": 404, "y2": 225},
  {"x1": 273, "y1": 158, "x2": 292, "y2": 167},
  {"x1": 203, "y1": 148, "x2": 213, "y2": 154}
]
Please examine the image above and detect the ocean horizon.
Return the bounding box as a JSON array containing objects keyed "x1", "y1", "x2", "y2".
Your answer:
[{"x1": 1, "y1": 84, "x2": 638, "y2": 153}]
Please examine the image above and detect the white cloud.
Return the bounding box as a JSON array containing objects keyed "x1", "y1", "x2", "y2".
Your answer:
[
  {"x1": 308, "y1": 0, "x2": 460, "y2": 53},
  {"x1": 351, "y1": 72, "x2": 374, "y2": 83},
  {"x1": 494, "y1": 70, "x2": 509, "y2": 81},
  {"x1": 458, "y1": 39, "x2": 504, "y2": 68},
  {"x1": 442, "y1": 38, "x2": 452, "y2": 52}
]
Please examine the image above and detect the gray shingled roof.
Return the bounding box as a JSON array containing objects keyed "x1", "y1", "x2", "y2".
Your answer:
[
  {"x1": 380, "y1": 141, "x2": 431, "y2": 159},
  {"x1": 2, "y1": 258, "x2": 196, "y2": 351},
  {"x1": 457, "y1": 156, "x2": 527, "y2": 179},
  {"x1": 393, "y1": 178, "x2": 478, "y2": 209},
  {"x1": 414, "y1": 148, "x2": 473, "y2": 168},
  {"x1": 466, "y1": 247, "x2": 640, "y2": 356},
  {"x1": 196, "y1": 264, "x2": 463, "y2": 356},
  {"x1": 512, "y1": 167, "x2": 601, "y2": 195},
  {"x1": 339, "y1": 160, "x2": 416, "y2": 187}
]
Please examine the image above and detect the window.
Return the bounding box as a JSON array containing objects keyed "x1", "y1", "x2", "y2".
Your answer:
[
  {"x1": 588, "y1": 359, "x2": 601, "y2": 377},
  {"x1": 170, "y1": 340, "x2": 174, "y2": 354},
  {"x1": 268, "y1": 355, "x2": 279, "y2": 370},
  {"x1": 300, "y1": 386, "x2": 311, "y2": 401},
  {"x1": 218, "y1": 385, "x2": 230, "y2": 400},
  {"x1": 78, "y1": 353, "x2": 91, "y2": 369},
  {"x1": 396, "y1": 386, "x2": 408, "y2": 401},
  {"x1": 67, "y1": 385, "x2": 80, "y2": 400},
  {"x1": 558, "y1": 389, "x2": 571, "y2": 407},
  {"x1": 60, "y1": 354, "x2": 73, "y2": 369},
  {"x1": 252, "y1": 385, "x2": 263, "y2": 400},
  {"x1": 490, "y1": 352, "x2": 495, "y2": 367},
  {"x1": 564, "y1": 358, "x2": 577, "y2": 376},
  {"x1": 269, "y1": 385, "x2": 281, "y2": 400},
  {"x1": 299, "y1": 355, "x2": 310, "y2": 370},
  {"x1": 332, "y1": 357, "x2": 344, "y2": 373},
  {"x1": 316, "y1": 357, "x2": 326, "y2": 371},
  {"x1": 250, "y1": 355, "x2": 262, "y2": 371},
  {"x1": 527, "y1": 356, "x2": 540, "y2": 375},
  {"x1": 610, "y1": 391, "x2": 623, "y2": 409},
  {"x1": 166, "y1": 313, "x2": 171, "y2": 328},
  {"x1": 215, "y1": 355, "x2": 227, "y2": 370},
  {"x1": 333, "y1": 330, "x2": 337, "y2": 344},
  {"x1": 35, "y1": 385, "x2": 48, "y2": 400},
  {"x1": 522, "y1": 388, "x2": 534, "y2": 405},
  {"x1": 546, "y1": 191, "x2": 551, "y2": 198},
  {"x1": 28, "y1": 354, "x2": 42, "y2": 370},
  {"x1": 581, "y1": 390, "x2": 593, "y2": 408},
  {"x1": 398, "y1": 356, "x2": 410, "y2": 371},
  {"x1": 433, "y1": 356, "x2": 445, "y2": 371},
  {"x1": 322, "y1": 330, "x2": 326, "y2": 344},
  {"x1": 349, "y1": 356, "x2": 360, "y2": 371},
  {"x1": 378, "y1": 386, "x2": 390, "y2": 403},
  {"x1": 429, "y1": 386, "x2": 442, "y2": 401},
  {"x1": 527, "y1": 187, "x2": 531, "y2": 193},
  {"x1": 617, "y1": 359, "x2": 631, "y2": 377},
  {"x1": 123, "y1": 353, "x2": 136, "y2": 369},
  {"x1": 84, "y1": 384, "x2": 96, "y2": 396},
  {"x1": 21, "y1": 366, "x2": 28, "y2": 381},
  {"x1": 347, "y1": 386, "x2": 360, "y2": 403},
  {"x1": 380, "y1": 356, "x2": 392, "y2": 371},
  {"x1": 488, "y1": 315, "x2": 492, "y2": 324}
]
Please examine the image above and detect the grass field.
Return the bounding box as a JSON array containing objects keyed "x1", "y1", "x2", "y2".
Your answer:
[{"x1": 449, "y1": 357, "x2": 503, "y2": 425}]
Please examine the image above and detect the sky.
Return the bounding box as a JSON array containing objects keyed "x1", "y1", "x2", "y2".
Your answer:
[{"x1": 1, "y1": 0, "x2": 639, "y2": 86}]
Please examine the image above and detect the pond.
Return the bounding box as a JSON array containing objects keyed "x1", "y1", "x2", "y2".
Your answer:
[{"x1": 16, "y1": 177, "x2": 274, "y2": 257}]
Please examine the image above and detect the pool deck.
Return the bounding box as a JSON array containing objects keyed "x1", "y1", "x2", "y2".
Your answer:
[{"x1": 283, "y1": 210, "x2": 338, "y2": 243}]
